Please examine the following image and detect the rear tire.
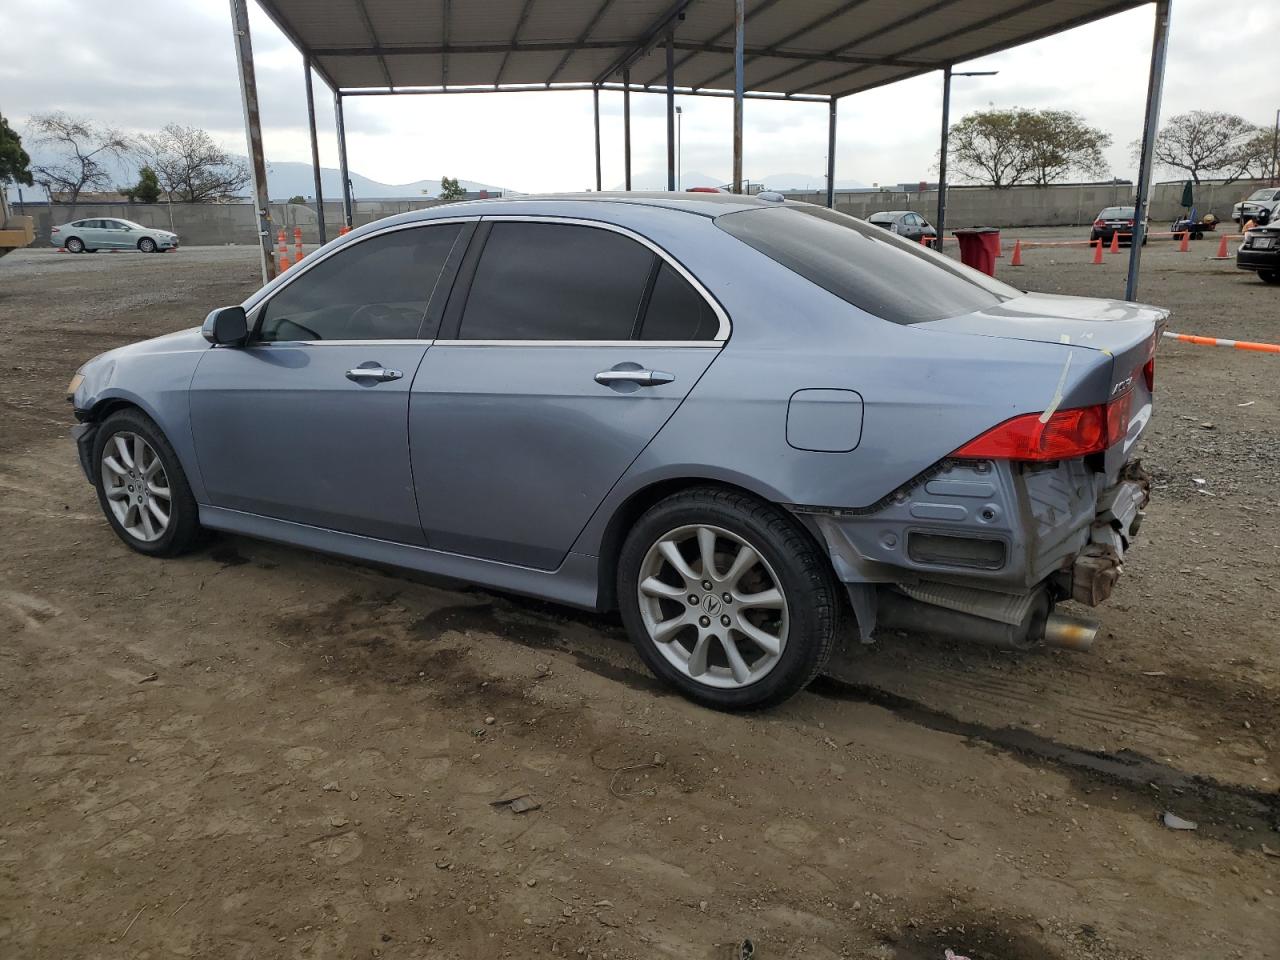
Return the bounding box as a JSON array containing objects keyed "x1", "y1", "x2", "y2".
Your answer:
[
  {"x1": 64, "y1": 236, "x2": 84, "y2": 253},
  {"x1": 1260, "y1": 270, "x2": 1279, "y2": 285},
  {"x1": 138, "y1": 237, "x2": 157, "y2": 253},
  {"x1": 617, "y1": 487, "x2": 839, "y2": 710},
  {"x1": 92, "y1": 408, "x2": 203, "y2": 557}
]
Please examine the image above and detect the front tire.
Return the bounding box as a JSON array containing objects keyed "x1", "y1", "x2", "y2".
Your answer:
[
  {"x1": 92, "y1": 408, "x2": 202, "y2": 557},
  {"x1": 138, "y1": 237, "x2": 157, "y2": 253},
  {"x1": 617, "y1": 488, "x2": 839, "y2": 710}
]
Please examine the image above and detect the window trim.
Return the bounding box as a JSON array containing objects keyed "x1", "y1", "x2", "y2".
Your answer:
[
  {"x1": 244, "y1": 217, "x2": 478, "y2": 345},
  {"x1": 442, "y1": 214, "x2": 730, "y2": 345}
]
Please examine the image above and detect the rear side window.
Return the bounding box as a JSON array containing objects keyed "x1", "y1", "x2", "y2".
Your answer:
[
  {"x1": 715, "y1": 205, "x2": 1019, "y2": 325},
  {"x1": 258, "y1": 223, "x2": 462, "y2": 342},
  {"x1": 639, "y1": 263, "x2": 719, "y2": 341},
  {"x1": 459, "y1": 222, "x2": 654, "y2": 340}
]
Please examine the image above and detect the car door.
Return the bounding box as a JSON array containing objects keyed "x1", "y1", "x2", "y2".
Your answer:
[
  {"x1": 79, "y1": 219, "x2": 107, "y2": 249},
  {"x1": 410, "y1": 217, "x2": 726, "y2": 570},
  {"x1": 188, "y1": 220, "x2": 472, "y2": 544}
]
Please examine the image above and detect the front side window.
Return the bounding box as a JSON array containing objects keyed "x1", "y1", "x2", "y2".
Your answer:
[
  {"x1": 715, "y1": 204, "x2": 1020, "y2": 325},
  {"x1": 258, "y1": 223, "x2": 462, "y2": 342},
  {"x1": 459, "y1": 221, "x2": 654, "y2": 340}
]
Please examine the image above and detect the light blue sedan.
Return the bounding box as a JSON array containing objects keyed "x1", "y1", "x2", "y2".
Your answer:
[
  {"x1": 52, "y1": 217, "x2": 179, "y2": 254},
  {"x1": 67, "y1": 193, "x2": 1166, "y2": 709}
]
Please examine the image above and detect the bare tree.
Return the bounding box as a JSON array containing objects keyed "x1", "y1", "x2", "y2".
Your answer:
[
  {"x1": 28, "y1": 112, "x2": 132, "y2": 205},
  {"x1": 1234, "y1": 128, "x2": 1279, "y2": 181},
  {"x1": 1145, "y1": 110, "x2": 1264, "y2": 184},
  {"x1": 138, "y1": 124, "x2": 250, "y2": 202}
]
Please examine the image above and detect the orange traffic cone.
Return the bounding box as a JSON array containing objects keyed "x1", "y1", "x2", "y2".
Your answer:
[
  {"x1": 1092, "y1": 238, "x2": 1103, "y2": 264},
  {"x1": 1009, "y1": 239, "x2": 1023, "y2": 266},
  {"x1": 1211, "y1": 232, "x2": 1230, "y2": 260},
  {"x1": 293, "y1": 226, "x2": 303, "y2": 263},
  {"x1": 995, "y1": 236, "x2": 1004, "y2": 258},
  {"x1": 339, "y1": 225, "x2": 351, "y2": 236},
  {"x1": 1108, "y1": 230, "x2": 1119, "y2": 254},
  {"x1": 276, "y1": 229, "x2": 291, "y2": 271},
  {"x1": 1178, "y1": 230, "x2": 1189, "y2": 253}
]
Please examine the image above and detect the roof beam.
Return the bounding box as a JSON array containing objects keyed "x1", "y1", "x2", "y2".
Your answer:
[
  {"x1": 592, "y1": 0, "x2": 694, "y2": 85},
  {"x1": 667, "y1": 41, "x2": 932, "y2": 71},
  {"x1": 640, "y1": 0, "x2": 783, "y2": 87},
  {"x1": 690, "y1": 0, "x2": 875, "y2": 90},
  {"x1": 495, "y1": 0, "x2": 537, "y2": 86},
  {"x1": 340, "y1": 81, "x2": 831, "y2": 103},
  {"x1": 794, "y1": 0, "x2": 1060, "y2": 96},
  {"x1": 352, "y1": 0, "x2": 395, "y2": 89},
  {"x1": 754, "y1": 0, "x2": 960, "y2": 93},
  {"x1": 313, "y1": 40, "x2": 630, "y2": 57},
  {"x1": 442, "y1": 0, "x2": 450, "y2": 87},
  {"x1": 546, "y1": 0, "x2": 620, "y2": 86},
  {"x1": 253, "y1": 0, "x2": 341, "y2": 91}
]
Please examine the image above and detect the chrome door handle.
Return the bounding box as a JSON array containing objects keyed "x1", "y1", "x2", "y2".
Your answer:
[
  {"x1": 346, "y1": 367, "x2": 403, "y2": 382},
  {"x1": 594, "y1": 369, "x2": 676, "y2": 387}
]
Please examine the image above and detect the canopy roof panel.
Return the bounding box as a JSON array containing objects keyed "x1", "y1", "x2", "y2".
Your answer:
[{"x1": 260, "y1": 0, "x2": 1146, "y2": 97}]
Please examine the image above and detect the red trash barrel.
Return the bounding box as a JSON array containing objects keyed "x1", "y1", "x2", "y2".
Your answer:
[{"x1": 952, "y1": 227, "x2": 1002, "y2": 277}]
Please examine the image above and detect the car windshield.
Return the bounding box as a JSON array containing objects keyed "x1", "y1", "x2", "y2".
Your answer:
[
  {"x1": 1099, "y1": 207, "x2": 1134, "y2": 218},
  {"x1": 1247, "y1": 190, "x2": 1275, "y2": 201},
  {"x1": 715, "y1": 204, "x2": 1020, "y2": 325}
]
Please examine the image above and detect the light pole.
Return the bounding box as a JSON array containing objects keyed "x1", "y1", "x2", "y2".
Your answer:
[
  {"x1": 676, "y1": 106, "x2": 683, "y2": 190},
  {"x1": 1271, "y1": 107, "x2": 1279, "y2": 184},
  {"x1": 936, "y1": 68, "x2": 998, "y2": 251}
]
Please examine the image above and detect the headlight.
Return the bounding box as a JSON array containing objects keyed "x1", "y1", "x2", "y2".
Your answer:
[{"x1": 67, "y1": 371, "x2": 84, "y2": 402}]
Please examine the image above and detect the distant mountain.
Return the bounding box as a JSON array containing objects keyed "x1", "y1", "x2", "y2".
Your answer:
[{"x1": 263, "y1": 161, "x2": 506, "y2": 201}]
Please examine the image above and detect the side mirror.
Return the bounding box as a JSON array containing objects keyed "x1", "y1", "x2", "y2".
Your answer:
[{"x1": 202, "y1": 306, "x2": 249, "y2": 347}]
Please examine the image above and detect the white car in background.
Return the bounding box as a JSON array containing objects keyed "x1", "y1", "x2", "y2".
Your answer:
[
  {"x1": 51, "y1": 218, "x2": 179, "y2": 254},
  {"x1": 1232, "y1": 188, "x2": 1280, "y2": 225}
]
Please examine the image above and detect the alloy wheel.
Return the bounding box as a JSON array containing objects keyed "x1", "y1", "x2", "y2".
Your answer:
[
  {"x1": 100, "y1": 431, "x2": 171, "y2": 543},
  {"x1": 636, "y1": 523, "x2": 789, "y2": 689}
]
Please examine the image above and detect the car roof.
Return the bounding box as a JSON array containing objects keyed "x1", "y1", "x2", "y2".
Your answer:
[
  {"x1": 868, "y1": 210, "x2": 911, "y2": 218},
  {"x1": 398, "y1": 191, "x2": 775, "y2": 222}
]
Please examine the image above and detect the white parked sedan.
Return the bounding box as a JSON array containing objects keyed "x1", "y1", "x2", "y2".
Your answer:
[{"x1": 51, "y1": 218, "x2": 179, "y2": 254}]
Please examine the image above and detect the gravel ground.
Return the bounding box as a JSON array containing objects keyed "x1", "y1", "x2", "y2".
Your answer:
[{"x1": 0, "y1": 236, "x2": 1276, "y2": 960}]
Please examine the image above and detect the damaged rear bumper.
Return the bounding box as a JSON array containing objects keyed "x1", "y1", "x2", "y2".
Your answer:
[{"x1": 794, "y1": 458, "x2": 1150, "y2": 648}]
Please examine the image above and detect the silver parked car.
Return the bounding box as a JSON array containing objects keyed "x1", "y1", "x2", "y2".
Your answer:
[
  {"x1": 52, "y1": 217, "x2": 179, "y2": 254},
  {"x1": 866, "y1": 209, "x2": 937, "y2": 244},
  {"x1": 68, "y1": 193, "x2": 1166, "y2": 709}
]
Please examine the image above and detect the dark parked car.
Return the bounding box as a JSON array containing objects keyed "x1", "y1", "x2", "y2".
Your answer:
[
  {"x1": 867, "y1": 210, "x2": 937, "y2": 244},
  {"x1": 68, "y1": 193, "x2": 1166, "y2": 710},
  {"x1": 1089, "y1": 207, "x2": 1146, "y2": 246},
  {"x1": 1236, "y1": 223, "x2": 1280, "y2": 284}
]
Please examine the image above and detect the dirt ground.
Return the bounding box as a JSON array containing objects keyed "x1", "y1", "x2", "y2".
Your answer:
[{"x1": 0, "y1": 231, "x2": 1276, "y2": 960}]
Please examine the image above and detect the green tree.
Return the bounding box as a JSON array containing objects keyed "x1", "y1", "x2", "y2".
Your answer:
[
  {"x1": 0, "y1": 113, "x2": 33, "y2": 187},
  {"x1": 122, "y1": 165, "x2": 161, "y2": 203},
  {"x1": 947, "y1": 108, "x2": 1111, "y2": 188},
  {"x1": 287, "y1": 194, "x2": 307, "y2": 205},
  {"x1": 439, "y1": 175, "x2": 466, "y2": 201},
  {"x1": 1143, "y1": 111, "x2": 1263, "y2": 184},
  {"x1": 1018, "y1": 110, "x2": 1111, "y2": 185}
]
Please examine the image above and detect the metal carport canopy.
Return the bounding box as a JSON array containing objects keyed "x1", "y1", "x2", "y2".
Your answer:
[{"x1": 260, "y1": 0, "x2": 1144, "y2": 99}]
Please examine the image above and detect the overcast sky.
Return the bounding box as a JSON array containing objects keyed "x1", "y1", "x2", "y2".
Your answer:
[{"x1": 2, "y1": 1, "x2": 1277, "y2": 193}]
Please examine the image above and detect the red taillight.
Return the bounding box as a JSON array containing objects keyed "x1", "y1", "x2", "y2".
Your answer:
[
  {"x1": 952, "y1": 393, "x2": 1132, "y2": 462},
  {"x1": 1093, "y1": 219, "x2": 1106, "y2": 227},
  {"x1": 1125, "y1": 220, "x2": 1135, "y2": 226},
  {"x1": 1142, "y1": 357, "x2": 1155, "y2": 392}
]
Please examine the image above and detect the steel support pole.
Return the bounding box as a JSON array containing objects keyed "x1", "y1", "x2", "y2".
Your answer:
[
  {"x1": 826, "y1": 98, "x2": 837, "y2": 209},
  {"x1": 623, "y1": 68, "x2": 632, "y2": 190},
  {"x1": 732, "y1": 0, "x2": 744, "y2": 194},
  {"x1": 303, "y1": 57, "x2": 327, "y2": 245},
  {"x1": 593, "y1": 86, "x2": 602, "y2": 191},
  {"x1": 228, "y1": 0, "x2": 275, "y2": 282},
  {"x1": 1125, "y1": 0, "x2": 1171, "y2": 301},
  {"x1": 335, "y1": 93, "x2": 353, "y2": 228},
  {"x1": 936, "y1": 65, "x2": 951, "y2": 252},
  {"x1": 666, "y1": 33, "x2": 676, "y2": 191}
]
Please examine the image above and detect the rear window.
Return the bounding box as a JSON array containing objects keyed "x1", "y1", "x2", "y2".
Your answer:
[
  {"x1": 714, "y1": 205, "x2": 1019, "y2": 325},
  {"x1": 1099, "y1": 207, "x2": 1134, "y2": 219}
]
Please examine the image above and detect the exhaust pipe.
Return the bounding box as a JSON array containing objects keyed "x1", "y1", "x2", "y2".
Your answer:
[
  {"x1": 1042, "y1": 611, "x2": 1099, "y2": 651},
  {"x1": 876, "y1": 589, "x2": 1098, "y2": 653}
]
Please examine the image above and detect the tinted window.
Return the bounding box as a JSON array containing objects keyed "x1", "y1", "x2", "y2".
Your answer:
[
  {"x1": 715, "y1": 204, "x2": 1019, "y2": 325},
  {"x1": 259, "y1": 224, "x2": 461, "y2": 342},
  {"x1": 1099, "y1": 207, "x2": 1134, "y2": 218},
  {"x1": 639, "y1": 263, "x2": 719, "y2": 341},
  {"x1": 459, "y1": 222, "x2": 653, "y2": 340}
]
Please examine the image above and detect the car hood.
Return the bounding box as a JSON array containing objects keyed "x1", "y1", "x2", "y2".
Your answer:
[
  {"x1": 917, "y1": 292, "x2": 1168, "y2": 355},
  {"x1": 85, "y1": 326, "x2": 207, "y2": 368}
]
